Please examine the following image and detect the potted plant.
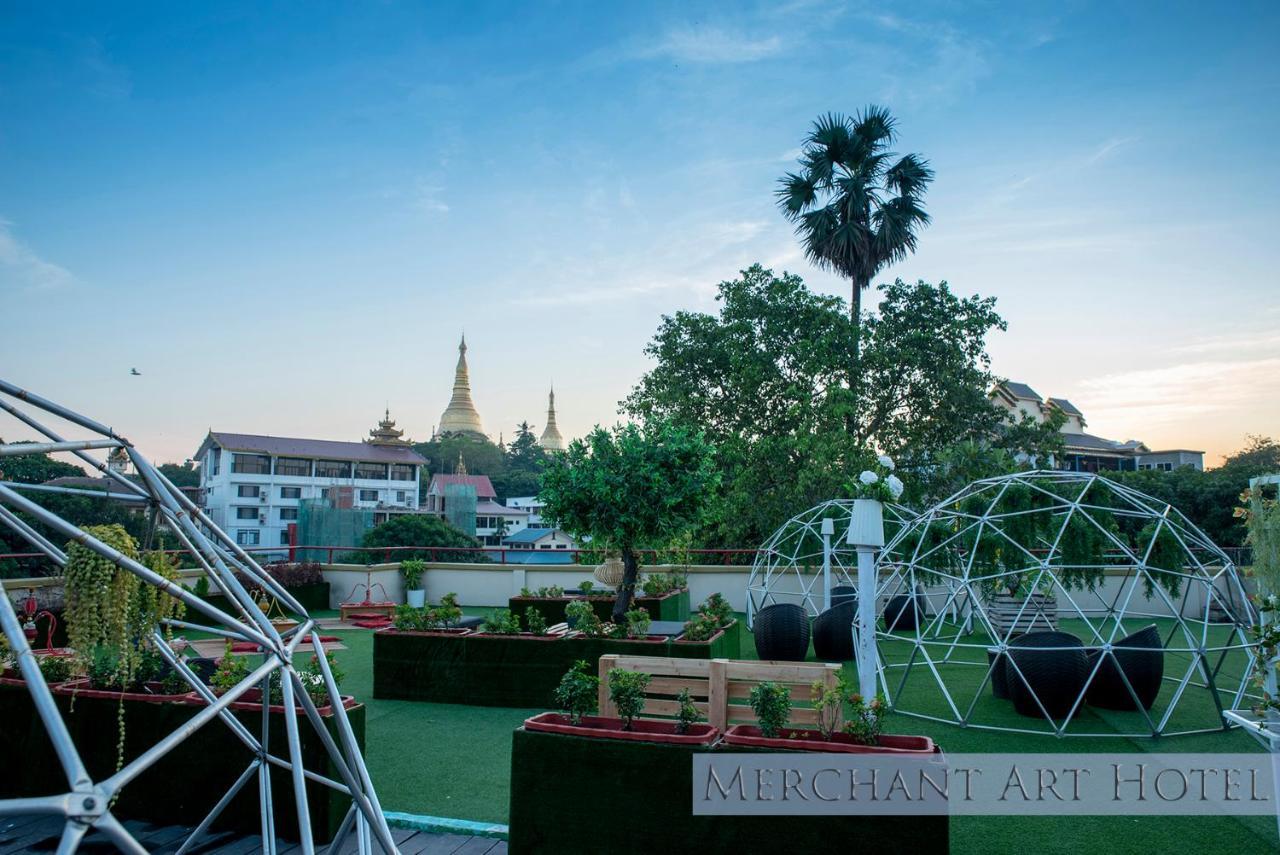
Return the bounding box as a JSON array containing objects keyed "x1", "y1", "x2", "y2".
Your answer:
[
  {"x1": 724, "y1": 679, "x2": 935, "y2": 754},
  {"x1": 401, "y1": 559, "x2": 427, "y2": 608},
  {"x1": 525, "y1": 662, "x2": 718, "y2": 744}
]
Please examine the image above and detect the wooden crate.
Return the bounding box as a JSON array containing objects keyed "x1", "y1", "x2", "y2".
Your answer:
[{"x1": 596, "y1": 655, "x2": 841, "y2": 731}]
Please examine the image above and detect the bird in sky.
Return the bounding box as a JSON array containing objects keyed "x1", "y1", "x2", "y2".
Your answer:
[{"x1": 130, "y1": 368, "x2": 141, "y2": 376}]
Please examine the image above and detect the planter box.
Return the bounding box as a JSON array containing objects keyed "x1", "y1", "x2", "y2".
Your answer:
[
  {"x1": 508, "y1": 726, "x2": 948, "y2": 854},
  {"x1": 204, "y1": 581, "x2": 331, "y2": 615},
  {"x1": 673, "y1": 620, "x2": 741, "y2": 659},
  {"x1": 0, "y1": 680, "x2": 362, "y2": 842},
  {"x1": 722, "y1": 725, "x2": 936, "y2": 754},
  {"x1": 508, "y1": 588, "x2": 691, "y2": 630},
  {"x1": 374, "y1": 625, "x2": 735, "y2": 708},
  {"x1": 524, "y1": 712, "x2": 719, "y2": 745}
]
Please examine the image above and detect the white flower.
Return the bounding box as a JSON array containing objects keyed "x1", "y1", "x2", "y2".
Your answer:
[
  {"x1": 878, "y1": 454, "x2": 895, "y2": 471},
  {"x1": 886, "y1": 474, "x2": 904, "y2": 499},
  {"x1": 859, "y1": 470, "x2": 878, "y2": 486}
]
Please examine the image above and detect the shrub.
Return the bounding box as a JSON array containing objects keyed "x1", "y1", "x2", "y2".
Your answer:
[
  {"x1": 697, "y1": 592, "x2": 733, "y2": 627},
  {"x1": 554, "y1": 660, "x2": 599, "y2": 724},
  {"x1": 482, "y1": 609, "x2": 522, "y2": 635},
  {"x1": 566, "y1": 600, "x2": 604, "y2": 637},
  {"x1": 608, "y1": 669, "x2": 651, "y2": 730},
  {"x1": 624, "y1": 607, "x2": 651, "y2": 639},
  {"x1": 38, "y1": 654, "x2": 73, "y2": 684},
  {"x1": 193, "y1": 576, "x2": 210, "y2": 599},
  {"x1": 843, "y1": 692, "x2": 886, "y2": 746},
  {"x1": 675, "y1": 688, "x2": 702, "y2": 734},
  {"x1": 679, "y1": 612, "x2": 720, "y2": 642},
  {"x1": 357, "y1": 514, "x2": 488, "y2": 563},
  {"x1": 297, "y1": 650, "x2": 344, "y2": 705},
  {"x1": 524, "y1": 607, "x2": 548, "y2": 635},
  {"x1": 749, "y1": 682, "x2": 791, "y2": 738},
  {"x1": 811, "y1": 675, "x2": 850, "y2": 740},
  {"x1": 210, "y1": 642, "x2": 250, "y2": 695},
  {"x1": 578, "y1": 580, "x2": 594, "y2": 595},
  {"x1": 400, "y1": 559, "x2": 426, "y2": 592}
]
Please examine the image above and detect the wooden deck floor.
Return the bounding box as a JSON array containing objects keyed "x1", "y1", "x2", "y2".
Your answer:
[{"x1": 0, "y1": 814, "x2": 508, "y2": 854}]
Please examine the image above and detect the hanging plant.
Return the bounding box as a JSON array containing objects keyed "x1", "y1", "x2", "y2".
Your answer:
[
  {"x1": 1137, "y1": 521, "x2": 1185, "y2": 599},
  {"x1": 1239, "y1": 486, "x2": 1280, "y2": 597},
  {"x1": 64, "y1": 524, "x2": 140, "y2": 668},
  {"x1": 137, "y1": 550, "x2": 187, "y2": 642},
  {"x1": 1056, "y1": 510, "x2": 1108, "y2": 592}
]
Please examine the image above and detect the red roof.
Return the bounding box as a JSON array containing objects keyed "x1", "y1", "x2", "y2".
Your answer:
[{"x1": 427, "y1": 474, "x2": 496, "y2": 499}]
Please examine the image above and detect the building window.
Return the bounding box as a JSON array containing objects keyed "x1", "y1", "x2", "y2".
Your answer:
[
  {"x1": 209, "y1": 448, "x2": 221, "y2": 476},
  {"x1": 280, "y1": 508, "x2": 298, "y2": 521},
  {"x1": 236, "y1": 507, "x2": 259, "y2": 520},
  {"x1": 396, "y1": 491, "x2": 407, "y2": 503},
  {"x1": 359, "y1": 489, "x2": 378, "y2": 502},
  {"x1": 280, "y1": 486, "x2": 302, "y2": 499},
  {"x1": 355, "y1": 462, "x2": 388, "y2": 480},
  {"x1": 315, "y1": 459, "x2": 352, "y2": 478},
  {"x1": 276, "y1": 457, "x2": 311, "y2": 477},
  {"x1": 231, "y1": 453, "x2": 270, "y2": 474},
  {"x1": 236, "y1": 530, "x2": 260, "y2": 546},
  {"x1": 555, "y1": 544, "x2": 567, "y2": 549},
  {"x1": 237, "y1": 485, "x2": 260, "y2": 498},
  {"x1": 320, "y1": 488, "x2": 331, "y2": 500},
  {"x1": 390, "y1": 464, "x2": 415, "y2": 482},
  {"x1": 279, "y1": 530, "x2": 291, "y2": 545},
  {"x1": 1158, "y1": 462, "x2": 1172, "y2": 471},
  {"x1": 539, "y1": 544, "x2": 551, "y2": 550}
]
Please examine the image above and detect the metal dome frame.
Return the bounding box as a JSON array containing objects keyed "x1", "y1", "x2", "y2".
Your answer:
[
  {"x1": 746, "y1": 499, "x2": 916, "y2": 628},
  {"x1": 0, "y1": 380, "x2": 396, "y2": 854},
  {"x1": 871, "y1": 469, "x2": 1258, "y2": 738}
]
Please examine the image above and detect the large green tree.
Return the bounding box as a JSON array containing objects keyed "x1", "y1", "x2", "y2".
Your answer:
[
  {"x1": 0, "y1": 446, "x2": 85, "y2": 484},
  {"x1": 777, "y1": 107, "x2": 933, "y2": 398},
  {"x1": 358, "y1": 514, "x2": 486, "y2": 563},
  {"x1": 623, "y1": 265, "x2": 1013, "y2": 545},
  {"x1": 540, "y1": 420, "x2": 718, "y2": 620}
]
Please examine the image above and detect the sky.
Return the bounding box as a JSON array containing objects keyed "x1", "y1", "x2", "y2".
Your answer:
[{"x1": 1, "y1": 1, "x2": 1277, "y2": 468}]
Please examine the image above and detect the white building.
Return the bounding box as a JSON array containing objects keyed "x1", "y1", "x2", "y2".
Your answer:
[
  {"x1": 505, "y1": 496, "x2": 547, "y2": 528},
  {"x1": 195, "y1": 431, "x2": 427, "y2": 552}
]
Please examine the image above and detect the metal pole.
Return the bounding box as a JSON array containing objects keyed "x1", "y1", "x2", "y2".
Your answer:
[
  {"x1": 820, "y1": 518, "x2": 834, "y2": 612},
  {"x1": 855, "y1": 545, "x2": 877, "y2": 699},
  {"x1": 278, "y1": 671, "x2": 316, "y2": 853},
  {"x1": 0, "y1": 438, "x2": 122, "y2": 457}
]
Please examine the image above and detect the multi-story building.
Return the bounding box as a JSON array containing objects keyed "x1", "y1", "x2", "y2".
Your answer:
[
  {"x1": 505, "y1": 496, "x2": 547, "y2": 529},
  {"x1": 195, "y1": 431, "x2": 426, "y2": 552},
  {"x1": 423, "y1": 473, "x2": 530, "y2": 545},
  {"x1": 991, "y1": 382, "x2": 1204, "y2": 472}
]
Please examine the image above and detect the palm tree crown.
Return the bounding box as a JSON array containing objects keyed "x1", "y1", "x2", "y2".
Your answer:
[{"x1": 777, "y1": 106, "x2": 933, "y2": 318}]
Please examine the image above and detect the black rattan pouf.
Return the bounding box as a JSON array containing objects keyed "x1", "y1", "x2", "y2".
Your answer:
[
  {"x1": 812, "y1": 602, "x2": 856, "y2": 661},
  {"x1": 830, "y1": 585, "x2": 858, "y2": 608},
  {"x1": 883, "y1": 594, "x2": 926, "y2": 632},
  {"x1": 987, "y1": 648, "x2": 1010, "y2": 699},
  {"x1": 1085, "y1": 624, "x2": 1164, "y2": 711},
  {"x1": 753, "y1": 603, "x2": 811, "y2": 661},
  {"x1": 1004, "y1": 631, "x2": 1090, "y2": 719}
]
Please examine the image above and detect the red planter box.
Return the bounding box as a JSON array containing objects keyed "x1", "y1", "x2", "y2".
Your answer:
[
  {"x1": 722, "y1": 725, "x2": 935, "y2": 754},
  {"x1": 53, "y1": 679, "x2": 197, "y2": 705},
  {"x1": 196, "y1": 687, "x2": 359, "y2": 716},
  {"x1": 524, "y1": 712, "x2": 719, "y2": 745}
]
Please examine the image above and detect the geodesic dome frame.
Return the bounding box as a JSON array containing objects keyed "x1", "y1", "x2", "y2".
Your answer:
[
  {"x1": 746, "y1": 499, "x2": 916, "y2": 627},
  {"x1": 0, "y1": 380, "x2": 396, "y2": 853},
  {"x1": 872, "y1": 470, "x2": 1258, "y2": 738}
]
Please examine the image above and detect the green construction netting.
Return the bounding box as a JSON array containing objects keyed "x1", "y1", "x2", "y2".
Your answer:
[
  {"x1": 443, "y1": 483, "x2": 477, "y2": 536},
  {"x1": 296, "y1": 498, "x2": 374, "y2": 562}
]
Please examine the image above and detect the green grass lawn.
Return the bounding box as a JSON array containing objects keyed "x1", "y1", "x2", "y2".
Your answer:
[{"x1": 312, "y1": 610, "x2": 1280, "y2": 853}]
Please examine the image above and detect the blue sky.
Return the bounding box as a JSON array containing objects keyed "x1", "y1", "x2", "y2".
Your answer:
[{"x1": 2, "y1": 1, "x2": 1277, "y2": 466}]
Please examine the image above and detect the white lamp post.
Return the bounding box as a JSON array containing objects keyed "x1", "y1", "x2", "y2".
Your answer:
[
  {"x1": 847, "y1": 497, "x2": 884, "y2": 700},
  {"x1": 820, "y1": 517, "x2": 834, "y2": 612}
]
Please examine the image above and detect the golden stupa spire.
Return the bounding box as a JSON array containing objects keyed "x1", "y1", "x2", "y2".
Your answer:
[
  {"x1": 437, "y1": 334, "x2": 486, "y2": 438},
  {"x1": 538, "y1": 384, "x2": 565, "y2": 452}
]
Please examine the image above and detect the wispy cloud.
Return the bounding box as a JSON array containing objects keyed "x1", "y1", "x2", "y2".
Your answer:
[
  {"x1": 0, "y1": 221, "x2": 76, "y2": 292},
  {"x1": 584, "y1": 26, "x2": 786, "y2": 69},
  {"x1": 413, "y1": 182, "x2": 449, "y2": 215},
  {"x1": 1085, "y1": 136, "x2": 1137, "y2": 165}
]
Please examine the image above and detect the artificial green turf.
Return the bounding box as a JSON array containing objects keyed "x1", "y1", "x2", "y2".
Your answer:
[{"x1": 312, "y1": 610, "x2": 1280, "y2": 852}]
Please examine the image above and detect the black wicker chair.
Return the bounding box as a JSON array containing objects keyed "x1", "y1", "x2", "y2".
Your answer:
[
  {"x1": 753, "y1": 603, "x2": 811, "y2": 661},
  {"x1": 1085, "y1": 624, "x2": 1164, "y2": 711},
  {"x1": 1004, "y1": 631, "x2": 1090, "y2": 719},
  {"x1": 986, "y1": 648, "x2": 1010, "y2": 699},
  {"x1": 883, "y1": 594, "x2": 927, "y2": 632},
  {"x1": 830, "y1": 585, "x2": 857, "y2": 608},
  {"x1": 812, "y1": 601, "x2": 856, "y2": 661}
]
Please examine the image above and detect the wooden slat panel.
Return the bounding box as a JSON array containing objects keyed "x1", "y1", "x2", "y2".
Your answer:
[
  {"x1": 607, "y1": 655, "x2": 712, "y2": 676},
  {"x1": 724, "y1": 661, "x2": 837, "y2": 682},
  {"x1": 708, "y1": 658, "x2": 728, "y2": 732},
  {"x1": 726, "y1": 682, "x2": 821, "y2": 701},
  {"x1": 645, "y1": 676, "x2": 709, "y2": 696},
  {"x1": 642, "y1": 698, "x2": 710, "y2": 717}
]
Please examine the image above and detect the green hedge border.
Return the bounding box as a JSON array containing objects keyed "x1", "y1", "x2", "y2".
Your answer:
[
  {"x1": 508, "y1": 589, "x2": 690, "y2": 629},
  {"x1": 373, "y1": 622, "x2": 737, "y2": 707},
  {"x1": 508, "y1": 727, "x2": 949, "y2": 853}
]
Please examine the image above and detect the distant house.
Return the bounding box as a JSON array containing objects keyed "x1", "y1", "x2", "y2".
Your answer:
[
  {"x1": 991, "y1": 381, "x2": 1204, "y2": 473},
  {"x1": 501, "y1": 527, "x2": 577, "y2": 564},
  {"x1": 506, "y1": 496, "x2": 548, "y2": 528},
  {"x1": 423, "y1": 473, "x2": 530, "y2": 545}
]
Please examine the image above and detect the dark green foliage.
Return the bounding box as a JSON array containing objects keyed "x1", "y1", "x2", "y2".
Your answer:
[
  {"x1": 623, "y1": 607, "x2": 651, "y2": 639},
  {"x1": 358, "y1": 514, "x2": 486, "y2": 563},
  {"x1": 749, "y1": 682, "x2": 791, "y2": 738},
  {"x1": 1138, "y1": 522, "x2": 1186, "y2": 598},
  {"x1": 524, "y1": 606, "x2": 548, "y2": 636},
  {"x1": 554, "y1": 660, "x2": 599, "y2": 724},
  {"x1": 157, "y1": 461, "x2": 200, "y2": 488},
  {"x1": 675, "y1": 688, "x2": 702, "y2": 734},
  {"x1": 608, "y1": 669, "x2": 651, "y2": 730},
  {"x1": 0, "y1": 447, "x2": 85, "y2": 483},
  {"x1": 38, "y1": 655, "x2": 73, "y2": 683},
  {"x1": 482, "y1": 608, "x2": 522, "y2": 635},
  {"x1": 412, "y1": 422, "x2": 549, "y2": 503}
]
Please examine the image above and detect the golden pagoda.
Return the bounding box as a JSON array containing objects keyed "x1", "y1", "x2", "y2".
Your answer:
[
  {"x1": 437, "y1": 335, "x2": 487, "y2": 439},
  {"x1": 366, "y1": 408, "x2": 413, "y2": 447},
  {"x1": 538, "y1": 386, "x2": 565, "y2": 452}
]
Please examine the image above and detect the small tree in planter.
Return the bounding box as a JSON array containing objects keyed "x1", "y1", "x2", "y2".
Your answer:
[
  {"x1": 675, "y1": 688, "x2": 702, "y2": 735},
  {"x1": 608, "y1": 669, "x2": 651, "y2": 730},
  {"x1": 749, "y1": 682, "x2": 791, "y2": 738},
  {"x1": 844, "y1": 692, "x2": 886, "y2": 746},
  {"x1": 540, "y1": 420, "x2": 718, "y2": 622},
  {"x1": 482, "y1": 609, "x2": 522, "y2": 635},
  {"x1": 554, "y1": 660, "x2": 599, "y2": 724},
  {"x1": 565, "y1": 599, "x2": 605, "y2": 637},
  {"x1": 210, "y1": 642, "x2": 250, "y2": 695},
  {"x1": 623, "y1": 608, "x2": 651, "y2": 639},
  {"x1": 401, "y1": 559, "x2": 427, "y2": 607},
  {"x1": 525, "y1": 607, "x2": 549, "y2": 636}
]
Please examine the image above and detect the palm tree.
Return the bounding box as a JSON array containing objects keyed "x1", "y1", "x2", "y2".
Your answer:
[{"x1": 777, "y1": 106, "x2": 933, "y2": 390}]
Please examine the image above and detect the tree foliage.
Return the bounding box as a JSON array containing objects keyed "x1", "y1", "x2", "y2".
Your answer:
[
  {"x1": 358, "y1": 514, "x2": 487, "y2": 563},
  {"x1": 0, "y1": 447, "x2": 85, "y2": 484},
  {"x1": 623, "y1": 264, "x2": 1019, "y2": 545},
  {"x1": 413, "y1": 422, "x2": 551, "y2": 502},
  {"x1": 540, "y1": 420, "x2": 718, "y2": 618}
]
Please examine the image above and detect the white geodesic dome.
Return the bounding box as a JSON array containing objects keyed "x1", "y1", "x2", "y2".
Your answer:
[
  {"x1": 746, "y1": 499, "x2": 916, "y2": 627},
  {"x1": 872, "y1": 469, "x2": 1258, "y2": 738}
]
